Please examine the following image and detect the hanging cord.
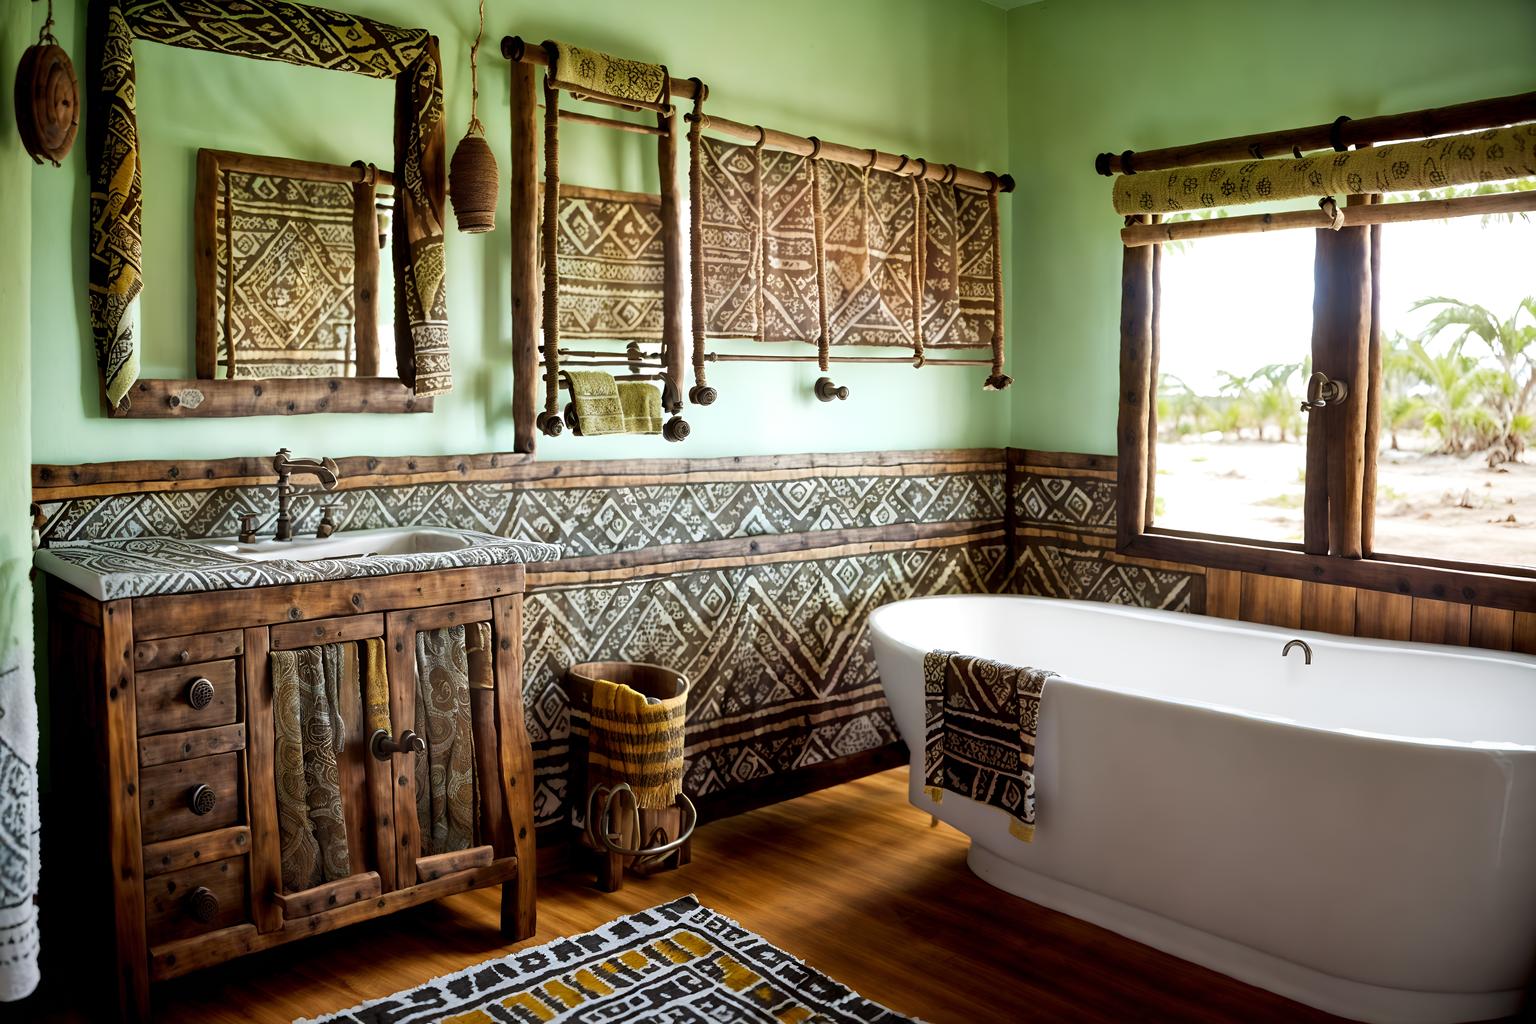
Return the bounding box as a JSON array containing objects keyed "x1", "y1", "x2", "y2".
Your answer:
[
  {"x1": 541, "y1": 79, "x2": 562, "y2": 425},
  {"x1": 35, "y1": 0, "x2": 58, "y2": 46},
  {"x1": 984, "y1": 173, "x2": 1011, "y2": 390},
  {"x1": 465, "y1": 0, "x2": 486, "y2": 136},
  {"x1": 753, "y1": 126, "x2": 767, "y2": 342},
  {"x1": 685, "y1": 80, "x2": 711, "y2": 401},
  {"x1": 1319, "y1": 195, "x2": 1345, "y2": 230},
  {"x1": 808, "y1": 138, "x2": 831, "y2": 373}
]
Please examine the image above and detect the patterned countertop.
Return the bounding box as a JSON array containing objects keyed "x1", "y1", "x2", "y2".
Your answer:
[{"x1": 34, "y1": 530, "x2": 562, "y2": 601}]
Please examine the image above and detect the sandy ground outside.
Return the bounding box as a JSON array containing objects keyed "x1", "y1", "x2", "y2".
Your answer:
[{"x1": 1155, "y1": 438, "x2": 1535, "y2": 568}]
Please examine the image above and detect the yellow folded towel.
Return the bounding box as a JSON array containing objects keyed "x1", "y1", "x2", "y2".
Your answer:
[
  {"x1": 545, "y1": 40, "x2": 668, "y2": 105},
  {"x1": 566, "y1": 370, "x2": 627, "y2": 435},
  {"x1": 618, "y1": 380, "x2": 662, "y2": 435},
  {"x1": 588, "y1": 678, "x2": 686, "y2": 810}
]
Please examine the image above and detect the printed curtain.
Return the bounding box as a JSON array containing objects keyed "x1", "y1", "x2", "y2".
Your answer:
[
  {"x1": 1112, "y1": 122, "x2": 1536, "y2": 215},
  {"x1": 544, "y1": 187, "x2": 665, "y2": 341},
  {"x1": 90, "y1": 0, "x2": 450, "y2": 408}
]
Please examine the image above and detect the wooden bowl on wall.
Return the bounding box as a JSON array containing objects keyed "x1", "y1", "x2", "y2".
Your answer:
[{"x1": 14, "y1": 41, "x2": 78, "y2": 167}]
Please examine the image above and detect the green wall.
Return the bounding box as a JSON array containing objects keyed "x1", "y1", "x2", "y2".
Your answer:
[
  {"x1": 3, "y1": 4, "x2": 35, "y2": 684},
  {"x1": 1006, "y1": 0, "x2": 1536, "y2": 456},
  {"x1": 29, "y1": 0, "x2": 1012, "y2": 465}
]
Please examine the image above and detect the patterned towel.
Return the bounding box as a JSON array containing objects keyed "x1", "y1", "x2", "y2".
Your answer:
[
  {"x1": 923, "y1": 650, "x2": 1054, "y2": 842},
  {"x1": 414, "y1": 626, "x2": 477, "y2": 855},
  {"x1": 545, "y1": 40, "x2": 667, "y2": 104},
  {"x1": 271, "y1": 644, "x2": 355, "y2": 891},
  {"x1": 617, "y1": 380, "x2": 662, "y2": 434},
  {"x1": 589, "y1": 678, "x2": 687, "y2": 810},
  {"x1": 565, "y1": 370, "x2": 627, "y2": 436}
]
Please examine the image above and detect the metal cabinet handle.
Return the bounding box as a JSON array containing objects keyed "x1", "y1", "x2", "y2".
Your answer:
[
  {"x1": 1300, "y1": 371, "x2": 1348, "y2": 412},
  {"x1": 369, "y1": 728, "x2": 426, "y2": 761},
  {"x1": 185, "y1": 677, "x2": 215, "y2": 710},
  {"x1": 187, "y1": 886, "x2": 219, "y2": 923},
  {"x1": 188, "y1": 784, "x2": 217, "y2": 816}
]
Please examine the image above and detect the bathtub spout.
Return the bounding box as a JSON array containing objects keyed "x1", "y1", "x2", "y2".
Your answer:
[{"x1": 1282, "y1": 639, "x2": 1312, "y2": 665}]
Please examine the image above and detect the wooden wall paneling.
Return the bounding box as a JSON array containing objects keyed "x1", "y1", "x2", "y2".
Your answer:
[
  {"x1": 385, "y1": 612, "x2": 422, "y2": 893},
  {"x1": 1513, "y1": 612, "x2": 1536, "y2": 655},
  {"x1": 1410, "y1": 598, "x2": 1471, "y2": 646},
  {"x1": 1204, "y1": 569, "x2": 1242, "y2": 619},
  {"x1": 242, "y1": 626, "x2": 282, "y2": 934},
  {"x1": 1353, "y1": 589, "x2": 1413, "y2": 641},
  {"x1": 1238, "y1": 574, "x2": 1302, "y2": 629},
  {"x1": 1300, "y1": 581, "x2": 1356, "y2": 636},
  {"x1": 1468, "y1": 606, "x2": 1515, "y2": 652},
  {"x1": 491, "y1": 594, "x2": 537, "y2": 941}
]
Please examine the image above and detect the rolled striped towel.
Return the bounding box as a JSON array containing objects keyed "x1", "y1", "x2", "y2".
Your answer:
[{"x1": 588, "y1": 678, "x2": 687, "y2": 810}]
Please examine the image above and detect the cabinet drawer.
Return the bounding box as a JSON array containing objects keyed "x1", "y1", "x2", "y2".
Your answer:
[
  {"x1": 137, "y1": 660, "x2": 238, "y2": 736},
  {"x1": 140, "y1": 751, "x2": 243, "y2": 844},
  {"x1": 145, "y1": 855, "x2": 249, "y2": 947}
]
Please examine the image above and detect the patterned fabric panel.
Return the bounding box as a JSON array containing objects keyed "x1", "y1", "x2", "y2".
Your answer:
[
  {"x1": 298, "y1": 895, "x2": 917, "y2": 1023},
  {"x1": 217, "y1": 170, "x2": 359, "y2": 379},
  {"x1": 921, "y1": 182, "x2": 997, "y2": 348},
  {"x1": 522, "y1": 543, "x2": 1009, "y2": 828},
  {"x1": 1013, "y1": 472, "x2": 1116, "y2": 537},
  {"x1": 696, "y1": 136, "x2": 764, "y2": 339},
  {"x1": 820, "y1": 161, "x2": 921, "y2": 348},
  {"x1": 1015, "y1": 540, "x2": 1201, "y2": 612},
  {"x1": 37, "y1": 472, "x2": 1005, "y2": 554},
  {"x1": 548, "y1": 188, "x2": 664, "y2": 340}
]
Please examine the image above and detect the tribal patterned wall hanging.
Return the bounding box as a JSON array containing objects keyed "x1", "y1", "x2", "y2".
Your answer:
[
  {"x1": 695, "y1": 135, "x2": 1002, "y2": 350},
  {"x1": 89, "y1": 0, "x2": 449, "y2": 408},
  {"x1": 545, "y1": 185, "x2": 664, "y2": 341},
  {"x1": 213, "y1": 169, "x2": 360, "y2": 378}
]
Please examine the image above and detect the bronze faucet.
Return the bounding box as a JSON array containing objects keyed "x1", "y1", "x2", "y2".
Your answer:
[
  {"x1": 1282, "y1": 639, "x2": 1313, "y2": 665},
  {"x1": 272, "y1": 448, "x2": 340, "y2": 541}
]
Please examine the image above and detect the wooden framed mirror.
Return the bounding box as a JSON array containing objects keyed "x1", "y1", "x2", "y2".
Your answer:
[{"x1": 87, "y1": 0, "x2": 450, "y2": 418}]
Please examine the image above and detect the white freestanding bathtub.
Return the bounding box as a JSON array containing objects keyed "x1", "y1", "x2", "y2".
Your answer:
[{"x1": 868, "y1": 595, "x2": 1536, "y2": 1024}]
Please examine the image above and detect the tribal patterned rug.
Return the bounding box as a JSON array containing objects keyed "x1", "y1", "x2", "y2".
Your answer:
[{"x1": 297, "y1": 896, "x2": 918, "y2": 1023}]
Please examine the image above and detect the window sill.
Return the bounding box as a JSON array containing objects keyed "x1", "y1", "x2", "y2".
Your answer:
[{"x1": 1122, "y1": 530, "x2": 1535, "y2": 613}]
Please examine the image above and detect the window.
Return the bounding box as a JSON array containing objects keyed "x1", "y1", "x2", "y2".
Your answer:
[{"x1": 1117, "y1": 154, "x2": 1536, "y2": 607}]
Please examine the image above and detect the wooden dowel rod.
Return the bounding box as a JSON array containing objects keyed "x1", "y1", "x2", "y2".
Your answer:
[
  {"x1": 1121, "y1": 188, "x2": 1536, "y2": 246},
  {"x1": 549, "y1": 360, "x2": 665, "y2": 369},
  {"x1": 502, "y1": 36, "x2": 704, "y2": 102},
  {"x1": 691, "y1": 113, "x2": 1013, "y2": 194},
  {"x1": 1096, "y1": 91, "x2": 1536, "y2": 175},
  {"x1": 509, "y1": 59, "x2": 540, "y2": 453},
  {"x1": 551, "y1": 108, "x2": 667, "y2": 137},
  {"x1": 551, "y1": 348, "x2": 660, "y2": 358},
  {"x1": 704, "y1": 353, "x2": 991, "y2": 365},
  {"x1": 548, "y1": 374, "x2": 663, "y2": 384},
  {"x1": 657, "y1": 109, "x2": 686, "y2": 413}
]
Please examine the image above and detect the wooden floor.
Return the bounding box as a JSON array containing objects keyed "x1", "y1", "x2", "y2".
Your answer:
[{"x1": 33, "y1": 769, "x2": 1416, "y2": 1023}]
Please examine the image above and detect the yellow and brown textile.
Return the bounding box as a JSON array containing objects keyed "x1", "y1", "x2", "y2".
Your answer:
[
  {"x1": 90, "y1": 0, "x2": 450, "y2": 406},
  {"x1": 697, "y1": 135, "x2": 1000, "y2": 349},
  {"x1": 545, "y1": 186, "x2": 665, "y2": 340},
  {"x1": 545, "y1": 40, "x2": 667, "y2": 106},
  {"x1": 271, "y1": 643, "x2": 355, "y2": 891},
  {"x1": 362, "y1": 637, "x2": 390, "y2": 737},
  {"x1": 588, "y1": 678, "x2": 687, "y2": 811},
  {"x1": 214, "y1": 170, "x2": 359, "y2": 379},
  {"x1": 923, "y1": 650, "x2": 1053, "y2": 842},
  {"x1": 1113, "y1": 122, "x2": 1536, "y2": 215},
  {"x1": 414, "y1": 625, "x2": 477, "y2": 856}
]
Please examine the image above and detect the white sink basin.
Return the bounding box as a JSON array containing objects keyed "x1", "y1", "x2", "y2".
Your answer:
[{"x1": 199, "y1": 527, "x2": 476, "y2": 563}]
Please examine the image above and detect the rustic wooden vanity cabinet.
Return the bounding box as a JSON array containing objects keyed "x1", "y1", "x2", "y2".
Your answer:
[{"x1": 46, "y1": 564, "x2": 537, "y2": 1022}]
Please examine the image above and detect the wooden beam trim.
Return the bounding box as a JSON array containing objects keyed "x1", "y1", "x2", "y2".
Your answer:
[{"x1": 528, "y1": 529, "x2": 1003, "y2": 588}]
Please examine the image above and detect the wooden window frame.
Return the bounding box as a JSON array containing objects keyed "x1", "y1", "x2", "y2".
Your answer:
[{"x1": 1117, "y1": 190, "x2": 1536, "y2": 613}]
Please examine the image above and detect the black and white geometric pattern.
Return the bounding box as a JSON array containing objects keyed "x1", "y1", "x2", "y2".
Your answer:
[
  {"x1": 1013, "y1": 473, "x2": 1115, "y2": 537},
  {"x1": 35, "y1": 532, "x2": 561, "y2": 601},
  {"x1": 1015, "y1": 541, "x2": 1199, "y2": 612}
]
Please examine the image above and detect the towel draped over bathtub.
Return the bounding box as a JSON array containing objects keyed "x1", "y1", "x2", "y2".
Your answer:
[{"x1": 924, "y1": 650, "x2": 1055, "y2": 842}]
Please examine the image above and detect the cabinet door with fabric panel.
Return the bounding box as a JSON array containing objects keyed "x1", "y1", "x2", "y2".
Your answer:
[{"x1": 45, "y1": 563, "x2": 537, "y2": 1023}]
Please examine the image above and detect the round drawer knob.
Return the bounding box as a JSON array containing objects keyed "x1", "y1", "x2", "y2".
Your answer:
[
  {"x1": 188, "y1": 784, "x2": 217, "y2": 816},
  {"x1": 185, "y1": 678, "x2": 215, "y2": 710},
  {"x1": 187, "y1": 886, "x2": 219, "y2": 923}
]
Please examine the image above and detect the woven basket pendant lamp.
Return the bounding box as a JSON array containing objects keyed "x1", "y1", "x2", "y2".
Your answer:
[
  {"x1": 13, "y1": 0, "x2": 77, "y2": 167},
  {"x1": 448, "y1": 0, "x2": 498, "y2": 233}
]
